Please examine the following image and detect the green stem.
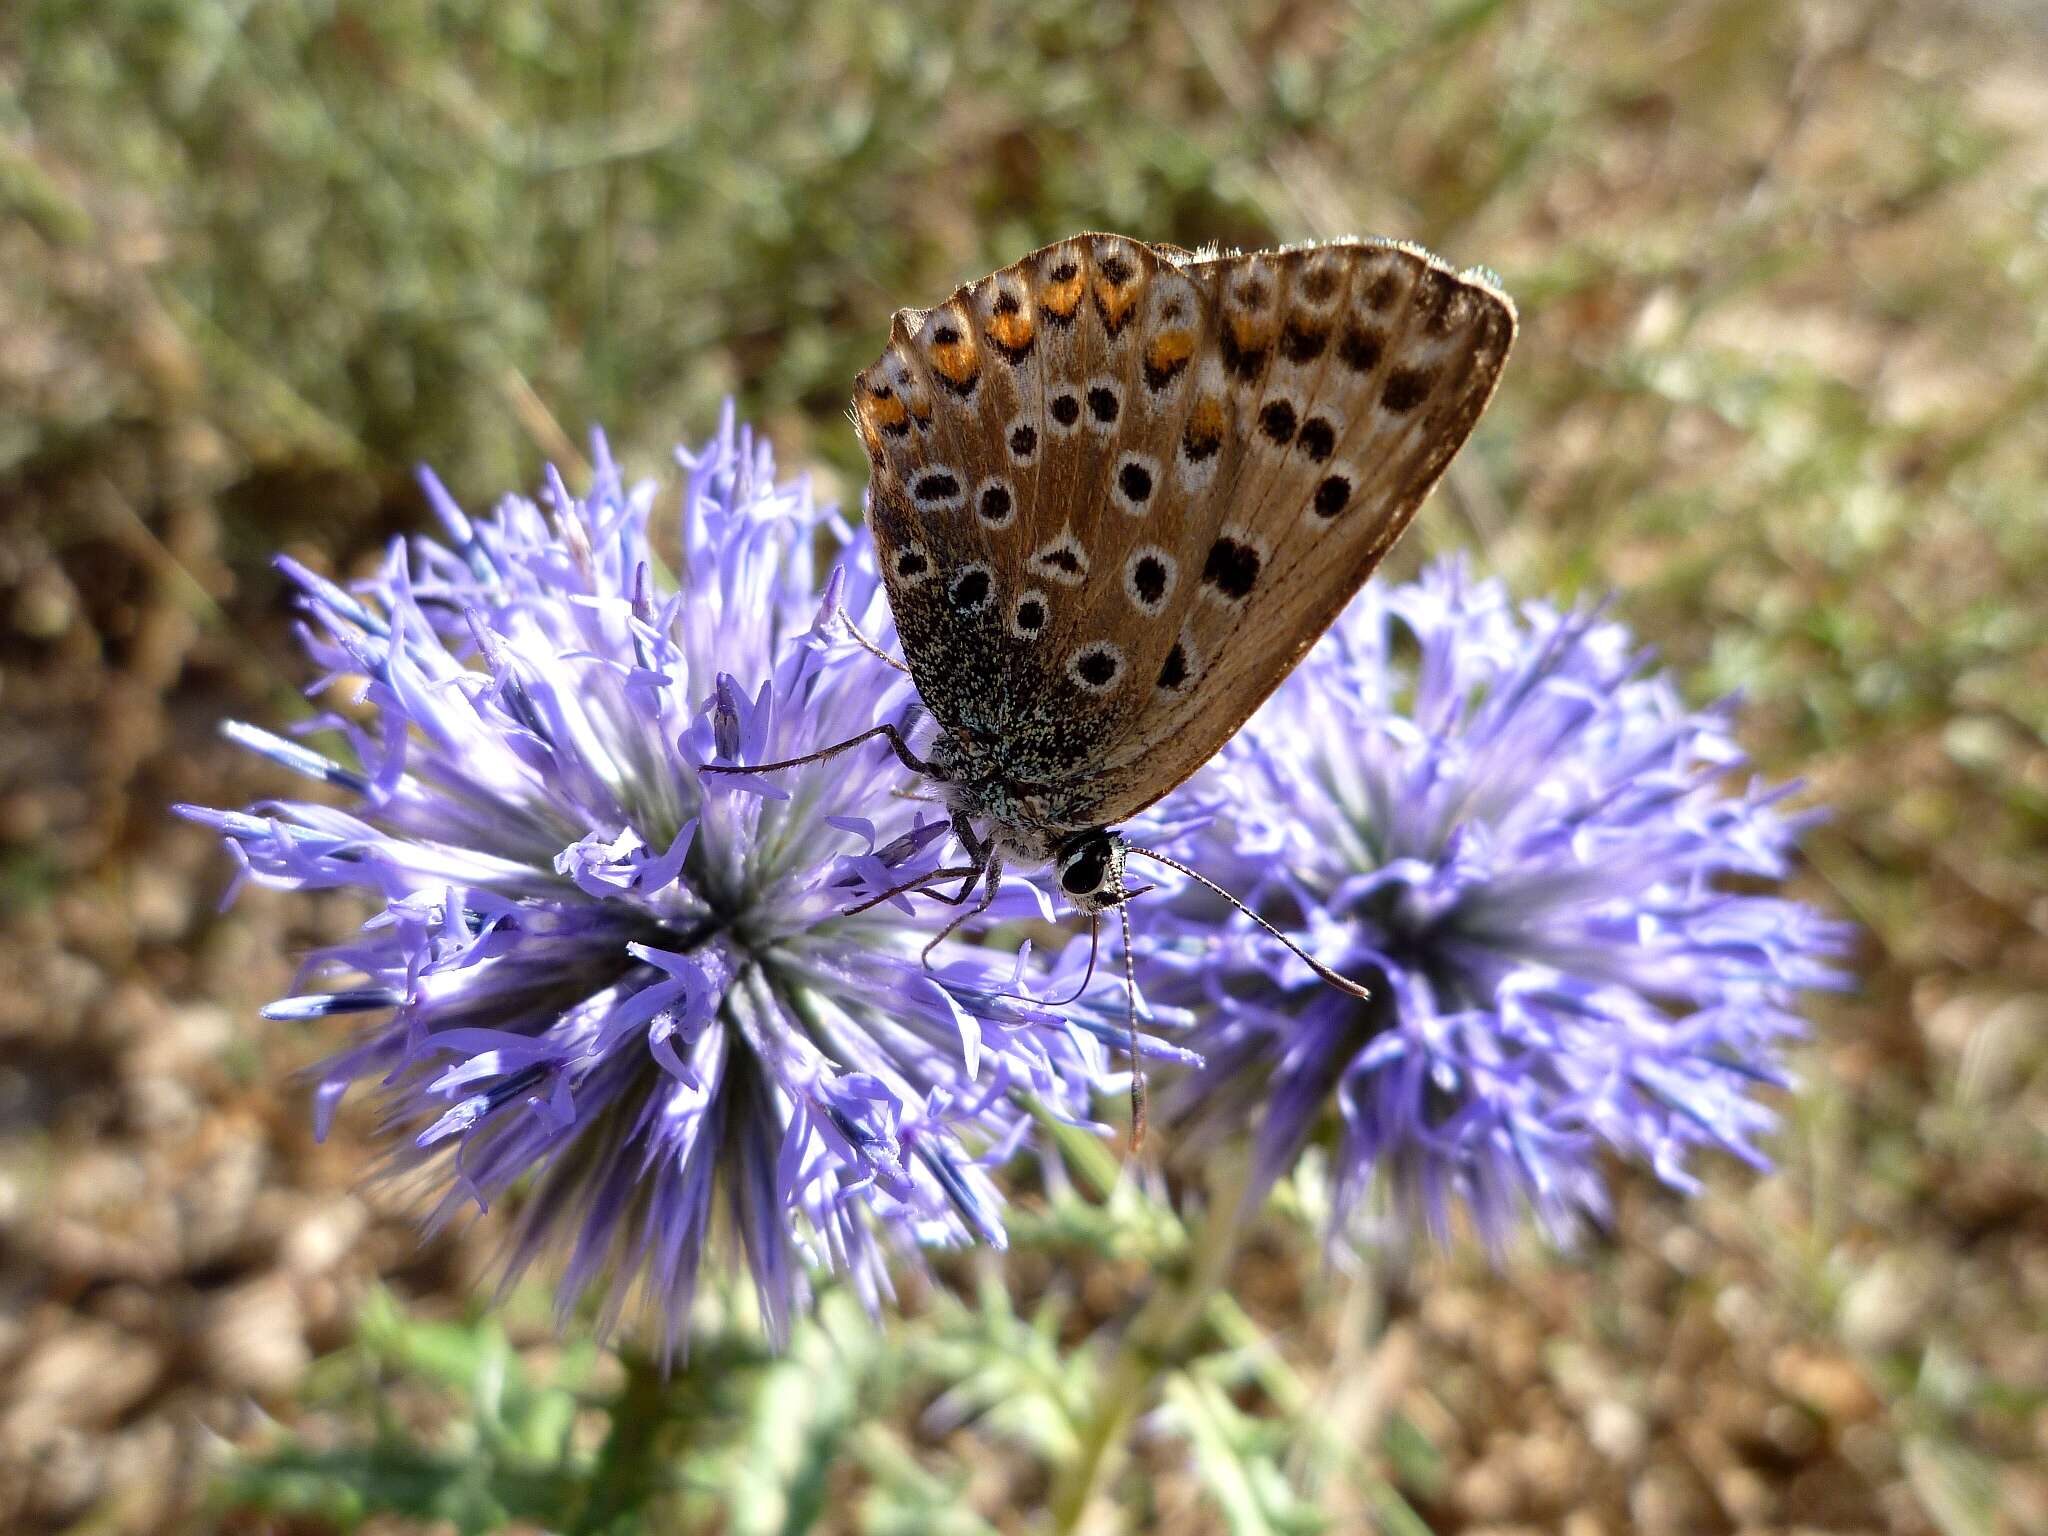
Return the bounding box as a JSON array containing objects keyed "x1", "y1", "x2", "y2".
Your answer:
[
  {"x1": 575, "y1": 1348, "x2": 669, "y2": 1535},
  {"x1": 1047, "y1": 1158, "x2": 1256, "y2": 1535}
]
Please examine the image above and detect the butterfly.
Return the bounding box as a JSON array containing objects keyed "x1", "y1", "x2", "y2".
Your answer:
[{"x1": 716, "y1": 233, "x2": 1515, "y2": 1136}]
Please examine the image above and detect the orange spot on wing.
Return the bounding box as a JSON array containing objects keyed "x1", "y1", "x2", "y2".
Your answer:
[
  {"x1": 988, "y1": 310, "x2": 1034, "y2": 352},
  {"x1": 1183, "y1": 396, "x2": 1227, "y2": 456},
  {"x1": 867, "y1": 393, "x2": 908, "y2": 430},
  {"x1": 1040, "y1": 270, "x2": 1084, "y2": 318},
  {"x1": 931, "y1": 339, "x2": 978, "y2": 385},
  {"x1": 1094, "y1": 278, "x2": 1139, "y2": 330},
  {"x1": 1145, "y1": 328, "x2": 1195, "y2": 374}
]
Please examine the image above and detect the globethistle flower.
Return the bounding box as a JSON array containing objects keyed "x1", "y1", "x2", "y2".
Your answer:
[
  {"x1": 179, "y1": 410, "x2": 1121, "y2": 1352},
  {"x1": 1134, "y1": 558, "x2": 1852, "y2": 1250}
]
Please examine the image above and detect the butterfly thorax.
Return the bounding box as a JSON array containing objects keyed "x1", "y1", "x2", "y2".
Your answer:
[
  {"x1": 926, "y1": 731, "x2": 1132, "y2": 911},
  {"x1": 925, "y1": 729, "x2": 1083, "y2": 858}
]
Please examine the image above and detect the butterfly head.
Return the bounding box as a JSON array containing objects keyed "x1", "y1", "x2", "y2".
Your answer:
[{"x1": 1054, "y1": 828, "x2": 1131, "y2": 914}]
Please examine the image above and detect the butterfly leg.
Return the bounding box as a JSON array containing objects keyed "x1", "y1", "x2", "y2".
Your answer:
[
  {"x1": 835, "y1": 861, "x2": 985, "y2": 918},
  {"x1": 701, "y1": 721, "x2": 938, "y2": 780},
  {"x1": 835, "y1": 808, "x2": 992, "y2": 914},
  {"x1": 835, "y1": 606, "x2": 910, "y2": 674},
  {"x1": 946, "y1": 813, "x2": 990, "y2": 901},
  {"x1": 920, "y1": 850, "x2": 1006, "y2": 967},
  {"x1": 1118, "y1": 900, "x2": 1145, "y2": 1153}
]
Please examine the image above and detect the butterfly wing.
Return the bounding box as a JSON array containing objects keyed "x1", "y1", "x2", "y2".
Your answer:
[
  {"x1": 1076, "y1": 239, "x2": 1517, "y2": 822},
  {"x1": 854, "y1": 233, "x2": 1176, "y2": 774},
  {"x1": 852, "y1": 234, "x2": 1514, "y2": 827}
]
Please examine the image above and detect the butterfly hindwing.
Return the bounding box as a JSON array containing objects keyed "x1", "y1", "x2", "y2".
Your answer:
[
  {"x1": 853, "y1": 233, "x2": 1514, "y2": 830},
  {"x1": 856, "y1": 295, "x2": 1018, "y2": 741},
  {"x1": 857, "y1": 233, "x2": 1179, "y2": 771}
]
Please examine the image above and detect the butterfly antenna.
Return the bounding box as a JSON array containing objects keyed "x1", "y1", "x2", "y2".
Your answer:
[
  {"x1": 1119, "y1": 899, "x2": 1146, "y2": 1152},
  {"x1": 1123, "y1": 845, "x2": 1373, "y2": 1002}
]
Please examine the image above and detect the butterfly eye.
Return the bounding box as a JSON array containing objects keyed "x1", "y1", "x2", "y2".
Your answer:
[{"x1": 1057, "y1": 834, "x2": 1112, "y2": 897}]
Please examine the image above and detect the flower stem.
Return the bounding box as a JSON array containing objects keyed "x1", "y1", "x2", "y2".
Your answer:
[
  {"x1": 1047, "y1": 1158, "x2": 1255, "y2": 1535},
  {"x1": 575, "y1": 1348, "x2": 669, "y2": 1534}
]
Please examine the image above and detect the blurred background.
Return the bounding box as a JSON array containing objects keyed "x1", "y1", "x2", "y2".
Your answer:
[{"x1": 4, "y1": 1, "x2": 2045, "y2": 1531}]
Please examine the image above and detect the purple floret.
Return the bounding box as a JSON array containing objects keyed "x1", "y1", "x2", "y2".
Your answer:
[
  {"x1": 1131, "y1": 558, "x2": 1854, "y2": 1251},
  {"x1": 180, "y1": 409, "x2": 1120, "y2": 1353}
]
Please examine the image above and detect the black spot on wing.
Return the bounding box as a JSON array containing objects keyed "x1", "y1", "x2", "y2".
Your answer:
[
  {"x1": 1338, "y1": 326, "x2": 1384, "y2": 373},
  {"x1": 1312, "y1": 475, "x2": 1353, "y2": 519},
  {"x1": 1382, "y1": 368, "x2": 1433, "y2": 413},
  {"x1": 1258, "y1": 400, "x2": 1297, "y2": 445},
  {"x1": 1296, "y1": 417, "x2": 1336, "y2": 462},
  {"x1": 1279, "y1": 318, "x2": 1327, "y2": 363},
  {"x1": 1202, "y1": 538, "x2": 1261, "y2": 600}
]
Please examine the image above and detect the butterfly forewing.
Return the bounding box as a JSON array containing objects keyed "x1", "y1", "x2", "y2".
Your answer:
[
  {"x1": 1082, "y1": 242, "x2": 1516, "y2": 820},
  {"x1": 853, "y1": 233, "x2": 1514, "y2": 829}
]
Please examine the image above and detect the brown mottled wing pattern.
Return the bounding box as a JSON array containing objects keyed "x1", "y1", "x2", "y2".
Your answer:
[
  {"x1": 1078, "y1": 240, "x2": 1516, "y2": 821},
  {"x1": 853, "y1": 233, "x2": 1187, "y2": 771},
  {"x1": 851, "y1": 233, "x2": 1514, "y2": 827}
]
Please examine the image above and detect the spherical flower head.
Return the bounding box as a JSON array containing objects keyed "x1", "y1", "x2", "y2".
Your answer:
[
  {"x1": 1136, "y1": 558, "x2": 1853, "y2": 1251},
  {"x1": 179, "y1": 409, "x2": 1110, "y2": 1353}
]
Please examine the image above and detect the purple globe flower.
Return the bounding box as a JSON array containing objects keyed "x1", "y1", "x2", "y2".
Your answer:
[
  {"x1": 1132, "y1": 558, "x2": 1853, "y2": 1251},
  {"x1": 179, "y1": 410, "x2": 1119, "y2": 1353}
]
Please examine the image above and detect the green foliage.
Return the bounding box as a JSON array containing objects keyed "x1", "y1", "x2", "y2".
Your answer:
[
  {"x1": 1165, "y1": 1371, "x2": 1327, "y2": 1536},
  {"x1": 223, "y1": 1288, "x2": 605, "y2": 1532},
  {"x1": 225, "y1": 1174, "x2": 1442, "y2": 1536}
]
